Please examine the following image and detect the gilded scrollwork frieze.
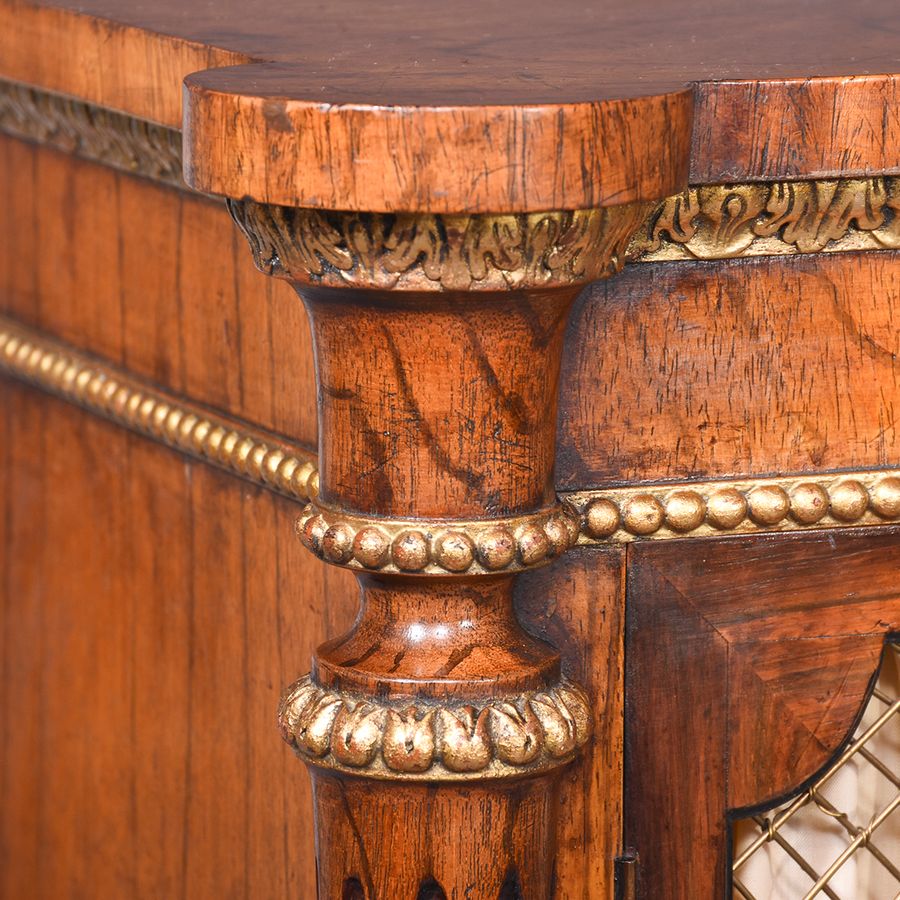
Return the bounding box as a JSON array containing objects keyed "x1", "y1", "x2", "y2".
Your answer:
[
  {"x1": 228, "y1": 199, "x2": 652, "y2": 290},
  {"x1": 4, "y1": 76, "x2": 900, "y2": 268},
  {"x1": 4, "y1": 77, "x2": 900, "y2": 268},
  {"x1": 278, "y1": 675, "x2": 592, "y2": 780},
  {"x1": 0, "y1": 79, "x2": 183, "y2": 188},
  {"x1": 626, "y1": 178, "x2": 900, "y2": 262}
]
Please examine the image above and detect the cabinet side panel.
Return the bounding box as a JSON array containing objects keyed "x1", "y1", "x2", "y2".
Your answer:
[
  {"x1": 0, "y1": 133, "x2": 318, "y2": 449},
  {"x1": 0, "y1": 383, "x2": 356, "y2": 899}
]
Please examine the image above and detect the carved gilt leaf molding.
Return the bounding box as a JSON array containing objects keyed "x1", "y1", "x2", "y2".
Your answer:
[
  {"x1": 626, "y1": 179, "x2": 900, "y2": 261},
  {"x1": 0, "y1": 79, "x2": 184, "y2": 189},
  {"x1": 278, "y1": 675, "x2": 592, "y2": 781},
  {"x1": 228, "y1": 199, "x2": 651, "y2": 290}
]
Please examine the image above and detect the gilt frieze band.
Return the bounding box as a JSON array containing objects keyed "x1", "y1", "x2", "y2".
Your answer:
[
  {"x1": 278, "y1": 675, "x2": 592, "y2": 781},
  {"x1": 626, "y1": 178, "x2": 900, "y2": 262},
  {"x1": 0, "y1": 79, "x2": 184, "y2": 189},
  {"x1": 4, "y1": 79, "x2": 900, "y2": 268},
  {"x1": 228, "y1": 199, "x2": 651, "y2": 290}
]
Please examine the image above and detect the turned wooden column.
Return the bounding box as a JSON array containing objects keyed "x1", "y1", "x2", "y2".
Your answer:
[
  {"x1": 220, "y1": 201, "x2": 649, "y2": 897},
  {"x1": 182, "y1": 60, "x2": 688, "y2": 898}
]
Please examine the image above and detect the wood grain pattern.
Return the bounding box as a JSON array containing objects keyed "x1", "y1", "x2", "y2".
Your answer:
[
  {"x1": 5, "y1": 3, "x2": 900, "y2": 889},
  {"x1": 286, "y1": 277, "x2": 596, "y2": 895},
  {"x1": 0, "y1": 133, "x2": 344, "y2": 898},
  {"x1": 558, "y1": 252, "x2": 900, "y2": 488},
  {"x1": 222, "y1": 126, "x2": 658, "y2": 891},
  {"x1": 691, "y1": 76, "x2": 900, "y2": 184},
  {"x1": 9, "y1": 1, "x2": 900, "y2": 202},
  {"x1": 183, "y1": 67, "x2": 691, "y2": 213},
  {"x1": 0, "y1": 381, "x2": 358, "y2": 899},
  {"x1": 0, "y1": 132, "x2": 318, "y2": 450},
  {"x1": 517, "y1": 548, "x2": 627, "y2": 900},
  {"x1": 625, "y1": 530, "x2": 900, "y2": 899},
  {"x1": 303, "y1": 286, "x2": 578, "y2": 518}
]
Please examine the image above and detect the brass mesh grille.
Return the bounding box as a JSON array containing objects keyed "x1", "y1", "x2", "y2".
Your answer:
[{"x1": 732, "y1": 642, "x2": 900, "y2": 899}]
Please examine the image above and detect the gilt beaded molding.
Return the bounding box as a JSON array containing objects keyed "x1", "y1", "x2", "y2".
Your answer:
[
  {"x1": 0, "y1": 315, "x2": 318, "y2": 501},
  {"x1": 297, "y1": 501, "x2": 581, "y2": 575},
  {"x1": 278, "y1": 675, "x2": 592, "y2": 781},
  {"x1": 567, "y1": 470, "x2": 900, "y2": 543}
]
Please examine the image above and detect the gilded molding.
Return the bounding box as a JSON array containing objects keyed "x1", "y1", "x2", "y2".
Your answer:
[
  {"x1": 228, "y1": 199, "x2": 652, "y2": 290},
  {"x1": 0, "y1": 79, "x2": 183, "y2": 189},
  {"x1": 0, "y1": 316, "x2": 318, "y2": 501},
  {"x1": 2, "y1": 76, "x2": 900, "y2": 270},
  {"x1": 296, "y1": 501, "x2": 581, "y2": 574},
  {"x1": 278, "y1": 675, "x2": 592, "y2": 781},
  {"x1": 627, "y1": 178, "x2": 900, "y2": 262},
  {"x1": 566, "y1": 470, "x2": 900, "y2": 543}
]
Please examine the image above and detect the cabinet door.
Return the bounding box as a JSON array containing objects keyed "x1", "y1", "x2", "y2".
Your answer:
[{"x1": 624, "y1": 530, "x2": 900, "y2": 898}]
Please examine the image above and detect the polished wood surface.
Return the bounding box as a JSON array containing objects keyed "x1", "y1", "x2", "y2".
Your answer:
[
  {"x1": 625, "y1": 530, "x2": 900, "y2": 899},
  {"x1": 0, "y1": 380, "x2": 357, "y2": 899},
  {"x1": 272, "y1": 258, "x2": 600, "y2": 893},
  {"x1": 559, "y1": 252, "x2": 900, "y2": 487},
  {"x1": 0, "y1": 133, "x2": 317, "y2": 448},
  {"x1": 517, "y1": 548, "x2": 627, "y2": 898},
  {"x1": 3, "y1": 2, "x2": 900, "y2": 896},
  {"x1": 6, "y1": 2, "x2": 900, "y2": 210}
]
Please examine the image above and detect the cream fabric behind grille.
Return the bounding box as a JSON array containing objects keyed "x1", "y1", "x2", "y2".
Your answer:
[{"x1": 733, "y1": 643, "x2": 899, "y2": 899}]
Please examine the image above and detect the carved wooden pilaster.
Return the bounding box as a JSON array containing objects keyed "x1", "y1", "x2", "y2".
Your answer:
[{"x1": 224, "y1": 200, "x2": 651, "y2": 898}]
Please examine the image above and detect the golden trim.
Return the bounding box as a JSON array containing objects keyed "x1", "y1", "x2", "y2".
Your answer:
[
  {"x1": 296, "y1": 500, "x2": 580, "y2": 574},
  {"x1": 565, "y1": 470, "x2": 900, "y2": 543},
  {"x1": 5, "y1": 319, "x2": 900, "y2": 545},
  {"x1": 229, "y1": 199, "x2": 652, "y2": 290},
  {"x1": 2, "y1": 77, "x2": 900, "y2": 269},
  {"x1": 0, "y1": 316, "x2": 318, "y2": 502},
  {"x1": 278, "y1": 675, "x2": 592, "y2": 781},
  {"x1": 0, "y1": 79, "x2": 183, "y2": 189},
  {"x1": 626, "y1": 179, "x2": 900, "y2": 262}
]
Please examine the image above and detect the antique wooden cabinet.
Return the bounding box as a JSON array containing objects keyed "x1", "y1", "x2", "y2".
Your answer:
[{"x1": 1, "y1": 2, "x2": 899, "y2": 898}]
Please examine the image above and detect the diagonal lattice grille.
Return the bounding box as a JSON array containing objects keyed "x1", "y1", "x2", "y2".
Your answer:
[{"x1": 732, "y1": 642, "x2": 899, "y2": 900}]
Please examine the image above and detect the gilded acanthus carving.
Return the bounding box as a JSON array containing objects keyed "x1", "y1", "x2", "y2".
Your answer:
[
  {"x1": 278, "y1": 676, "x2": 592, "y2": 780},
  {"x1": 3, "y1": 76, "x2": 900, "y2": 271},
  {"x1": 297, "y1": 501, "x2": 580, "y2": 574},
  {"x1": 627, "y1": 178, "x2": 900, "y2": 261},
  {"x1": 0, "y1": 79, "x2": 183, "y2": 188},
  {"x1": 228, "y1": 199, "x2": 652, "y2": 290}
]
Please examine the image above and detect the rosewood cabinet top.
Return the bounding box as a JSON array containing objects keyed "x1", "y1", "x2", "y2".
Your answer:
[{"x1": 3, "y1": 0, "x2": 900, "y2": 210}]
